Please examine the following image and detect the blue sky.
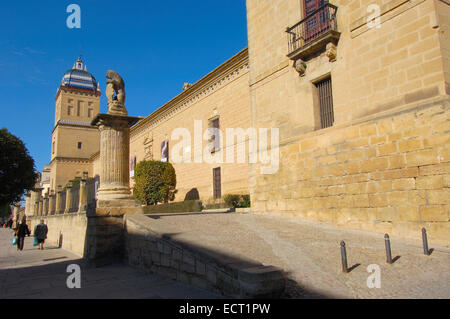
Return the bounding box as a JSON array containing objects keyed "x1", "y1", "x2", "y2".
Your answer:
[{"x1": 0, "y1": 0, "x2": 248, "y2": 173}]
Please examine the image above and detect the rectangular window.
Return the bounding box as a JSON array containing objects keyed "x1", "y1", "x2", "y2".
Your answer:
[
  {"x1": 213, "y1": 167, "x2": 221, "y2": 199},
  {"x1": 209, "y1": 117, "x2": 220, "y2": 153},
  {"x1": 316, "y1": 77, "x2": 334, "y2": 129},
  {"x1": 88, "y1": 108, "x2": 93, "y2": 118},
  {"x1": 52, "y1": 142, "x2": 55, "y2": 154},
  {"x1": 77, "y1": 101, "x2": 81, "y2": 116},
  {"x1": 77, "y1": 142, "x2": 82, "y2": 149},
  {"x1": 68, "y1": 106, "x2": 73, "y2": 116}
]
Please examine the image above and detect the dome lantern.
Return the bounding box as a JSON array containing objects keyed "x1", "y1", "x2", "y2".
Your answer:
[{"x1": 62, "y1": 56, "x2": 98, "y2": 92}]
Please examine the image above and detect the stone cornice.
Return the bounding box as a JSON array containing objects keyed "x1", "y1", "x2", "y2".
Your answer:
[
  {"x1": 52, "y1": 120, "x2": 99, "y2": 134},
  {"x1": 91, "y1": 113, "x2": 141, "y2": 130},
  {"x1": 130, "y1": 47, "x2": 249, "y2": 140},
  {"x1": 89, "y1": 151, "x2": 100, "y2": 161},
  {"x1": 55, "y1": 86, "x2": 101, "y2": 101},
  {"x1": 49, "y1": 156, "x2": 92, "y2": 165}
]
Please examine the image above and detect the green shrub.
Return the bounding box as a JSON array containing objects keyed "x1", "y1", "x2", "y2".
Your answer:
[
  {"x1": 133, "y1": 160, "x2": 177, "y2": 205},
  {"x1": 224, "y1": 194, "x2": 240, "y2": 208},
  {"x1": 63, "y1": 177, "x2": 81, "y2": 191},
  {"x1": 224, "y1": 194, "x2": 251, "y2": 208},
  {"x1": 241, "y1": 195, "x2": 251, "y2": 208}
]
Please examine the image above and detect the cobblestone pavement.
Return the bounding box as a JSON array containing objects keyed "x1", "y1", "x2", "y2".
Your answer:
[
  {"x1": 144, "y1": 212, "x2": 450, "y2": 299},
  {"x1": 0, "y1": 229, "x2": 220, "y2": 299}
]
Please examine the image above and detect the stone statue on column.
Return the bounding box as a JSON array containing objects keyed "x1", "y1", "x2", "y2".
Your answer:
[
  {"x1": 105, "y1": 70, "x2": 127, "y2": 116},
  {"x1": 90, "y1": 69, "x2": 142, "y2": 265}
]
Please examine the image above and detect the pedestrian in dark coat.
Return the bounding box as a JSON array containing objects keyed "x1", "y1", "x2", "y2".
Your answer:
[
  {"x1": 15, "y1": 217, "x2": 31, "y2": 251},
  {"x1": 34, "y1": 220, "x2": 48, "y2": 250}
]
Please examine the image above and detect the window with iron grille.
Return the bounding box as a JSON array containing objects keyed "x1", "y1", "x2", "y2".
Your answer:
[
  {"x1": 316, "y1": 77, "x2": 334, "y2": 129},
  {"x1": 213, "y1": 167, "x2": 221, "y2": 199}
]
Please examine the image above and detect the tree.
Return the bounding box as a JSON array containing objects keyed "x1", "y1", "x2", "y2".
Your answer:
[
  {"x1": 0, "y1": 204, "x2": 12, "y2": 219},
  {"x1": 0, "y1": 128, "x2": 36, "y2": 207},
  {"x1": 133, "y1": 160, "x2": 177, "y2": 205}
]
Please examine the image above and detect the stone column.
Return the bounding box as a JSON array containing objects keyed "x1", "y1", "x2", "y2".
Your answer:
[
  {"x1": 30, "y1": 190, "x2": 38, "y2": 216},
  {"x1": 55, "y1": 185, "x2": 63, "y2": 215},
  {"x1": 35, "y1": 188, "x2": 43, "y2": 216},
  {"x1": 38, "y1": 196, "x2": 44, "y2": 216},
  {"x1": 34, "y1": 201, "x2": 39, "y2": 217},
  {"x1": 43, "y1": 194, "x2": 49, "y2": 216},
  {"x1": 49, "y1": 190, "x2": 55, "y2": 215},
  {"x1": 64, "y1": 181, "x2": 73, "y2": 214},
  {"x1": 92, "y1": 114, "x2": 140, "y2": 202},
  {"x1": 13, "y1": 205, "x2": 20, "y2": 225},
  {"x1": 24, "y1": 193, "x2": 31, "y2": 216},
  {"x1": 78, "y1": 172, "x2": 88, "y2": 213}
]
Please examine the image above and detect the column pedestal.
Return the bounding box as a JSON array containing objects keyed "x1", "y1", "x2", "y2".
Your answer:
[{"x1": 88, "y1": 113, "x2": 143, "y2": 266}]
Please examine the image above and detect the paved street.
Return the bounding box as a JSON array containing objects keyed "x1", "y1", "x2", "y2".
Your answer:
[
  {"x1": 0, "y1": 228, "x2": 220, "y2": 299},
  {"x1": 1, "y1": 213, "x2": 449, "y2": 299},
  {"x1": 144, "y1": 212, "x2": 450, "y2": 299}
]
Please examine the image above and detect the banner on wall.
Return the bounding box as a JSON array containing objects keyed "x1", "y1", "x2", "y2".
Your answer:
[
  {"x1": 161, "y1": 141, "x2": 169, "y2": 162},
  {"x1": 130, "y1": 156, "x2": 137, "y2": 177}
]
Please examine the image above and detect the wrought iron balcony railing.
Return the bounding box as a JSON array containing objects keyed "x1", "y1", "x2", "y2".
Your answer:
[{"x1": 286, "y1": 3, "x2": 339, "y2": 59}]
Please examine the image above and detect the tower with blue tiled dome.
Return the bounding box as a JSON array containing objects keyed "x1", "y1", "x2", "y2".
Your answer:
[{"x1": 48, "y1": 56, "x2": 102, "y2": 192}]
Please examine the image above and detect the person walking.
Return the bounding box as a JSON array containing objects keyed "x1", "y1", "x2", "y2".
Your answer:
[
  {"x1": 34, "y1": 220, "x2": 48, "y2": 250},
  {"x1": 16, "y1": 217, "x2": 31, "y2": 251}
]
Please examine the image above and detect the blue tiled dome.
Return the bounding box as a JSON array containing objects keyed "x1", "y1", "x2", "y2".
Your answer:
[{"x1": 61, "y1": 56, "x2": 98, "y2": 92}]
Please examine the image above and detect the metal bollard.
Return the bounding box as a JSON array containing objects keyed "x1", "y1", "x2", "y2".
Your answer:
[
  {"x1": 385, "y1": 234, "x2": 393, "y2": 264},
  {"x1": 341, "y1": 241, "x2": 348, "y2": 273},
  {"x1": 422, "y1": 228, "x2": 430, "y2": 256}
]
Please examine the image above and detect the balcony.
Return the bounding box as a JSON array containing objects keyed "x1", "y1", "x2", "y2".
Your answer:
[{"x1": 286, "y1": 3, "x2": 340, "y2": 61}]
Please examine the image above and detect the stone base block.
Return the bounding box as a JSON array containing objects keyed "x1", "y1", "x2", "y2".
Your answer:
[{"x1": 96, "y1": 199, "x2": 144, "y2": 217}]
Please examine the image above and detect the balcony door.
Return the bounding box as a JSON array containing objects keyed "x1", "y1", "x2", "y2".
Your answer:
[{"x1": 304, "y1": 0, "x2": 330, "y2": 42}]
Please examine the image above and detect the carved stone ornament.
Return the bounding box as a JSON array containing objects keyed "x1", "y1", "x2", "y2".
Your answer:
[
  {"x1": 294, "y1": 59, "x2": 307, "y2": 76},
  {"x1": 143, "y1": 133, "x2": 154, "y2": 160},
  {"x1": 182, "y1": 82, "x2": 193, "y2": 91},
  {"x1": 326, "y1": 42, "x2": 337, "y2": 62}
]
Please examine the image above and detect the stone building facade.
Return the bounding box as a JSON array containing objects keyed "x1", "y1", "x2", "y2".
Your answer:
[
  {"x1": 130, "y1": 49, "x2": 251, "y2": 202},
  {"x1": 246, "y1": 0, "x2": 450, "y2": 245},
  {"x1": 31, "y1": 0, "x2": 449, "y2": 246}
]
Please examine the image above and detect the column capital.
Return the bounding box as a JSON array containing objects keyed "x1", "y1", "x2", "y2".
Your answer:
[{"x1": 91, "y1": 113, "x2": 140, "y2": 130}]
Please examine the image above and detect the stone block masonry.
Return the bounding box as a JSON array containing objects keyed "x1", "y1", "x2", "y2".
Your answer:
[
  {"x1": 28, "y1": 213, "x2": 88, "y2": 257},
  {"x1": 251, "y1": 97, "x2": 450, "y2": 247},
  {"x1": 124, "y1": 214, "x2": 286, "y2": 298}
]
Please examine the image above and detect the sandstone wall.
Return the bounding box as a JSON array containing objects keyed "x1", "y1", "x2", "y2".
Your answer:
[
  {"x1": 246, "y1": 0, "x2": 449, "y2": 246},
  {"x1": 49, "y1": 159, "x2": 93, "y2": 191},
  {"x1": 247, "y1": 0, "x2": 447, "y2": 135},
  {"x1": 29, "y1": 213, "x2": 88, "y2": 257},
  {"x1": 251, "y1": 97, "x2": 450, "y2": 246},
  {"x1": 130, "y1": 49, "x2": 252, "y2": 202}
]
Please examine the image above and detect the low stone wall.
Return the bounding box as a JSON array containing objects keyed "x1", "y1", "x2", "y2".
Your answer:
[
  {"x1": 28, "y1": 213, "x2": 88, "y2": 257},
  {"x1": 124, "y1": 214, "x2": 285, "y2": 298},
  {"x1": 143, "y1": 200, "x2": 202, "y2": 214}
]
